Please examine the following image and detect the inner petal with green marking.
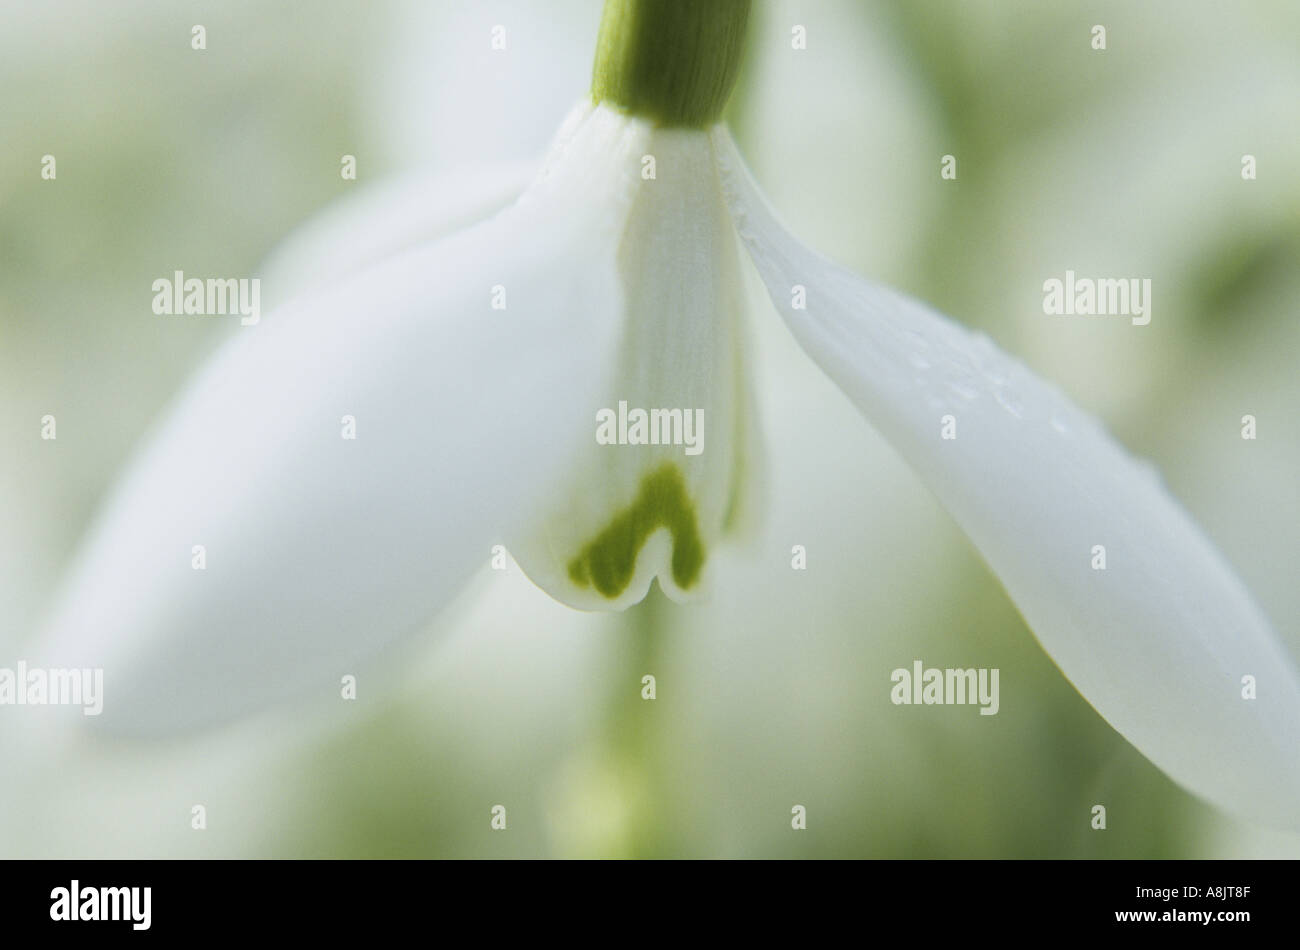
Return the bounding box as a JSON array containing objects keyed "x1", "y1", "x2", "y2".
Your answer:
[{"x1": 506, "y1": 112, "x2": 758, "y2": 611}]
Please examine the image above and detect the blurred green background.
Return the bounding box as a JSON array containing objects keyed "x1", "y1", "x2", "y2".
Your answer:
[{"x1": 1, "y1": 0, "x2": 1298, "y2": 857}]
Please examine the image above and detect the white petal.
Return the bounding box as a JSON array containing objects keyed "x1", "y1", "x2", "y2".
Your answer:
[
  {"x1": 35, "y1": 104, "x2": 648, "y2": 734},
  {"x1": 507, "y1": 111, "x2": 759, "y2": 610},
  {"x1": 714, "y1": 129, "x2": 1300, "y2": 829},
  {"x1": 260, "y1": 101, "x2": 599, "y2": 306},
  {"x1": 259, "y1": 161, "x2": 535, "y2": 306}
]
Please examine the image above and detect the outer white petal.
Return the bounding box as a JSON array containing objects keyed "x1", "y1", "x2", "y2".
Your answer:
[
  {"x1": 714, "y1": 129, "x2": 1300, "y2": 829},
  {"x1": 261, "y1": 104, "x2": 600, "y2": 306},
  {"x1": 259, "y1": 161, "x2": 535, "y2": 306},
  {"x1": 35, "y1": 104, "x2": 648, "y2": 735}
]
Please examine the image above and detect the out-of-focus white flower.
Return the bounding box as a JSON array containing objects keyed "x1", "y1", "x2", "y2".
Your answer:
[{"x1": 36, "y1": 0, "x2": 1300, "y2": 831}]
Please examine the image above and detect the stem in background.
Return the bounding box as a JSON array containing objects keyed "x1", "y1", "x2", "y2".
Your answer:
[{"x1": 599, "y1": 586, "x2": 677, "y2": 857}]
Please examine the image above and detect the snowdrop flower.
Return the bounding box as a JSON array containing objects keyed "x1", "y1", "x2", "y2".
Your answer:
[{"x1": 38, "y1": 0, "x2": 1299, "y2": 831}]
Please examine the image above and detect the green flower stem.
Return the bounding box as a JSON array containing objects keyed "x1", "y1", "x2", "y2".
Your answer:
[{"x1": 591, "y1": 0, "x2": 751, "y2": 127}]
